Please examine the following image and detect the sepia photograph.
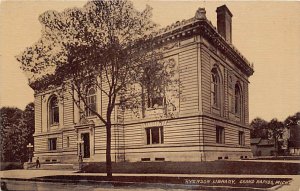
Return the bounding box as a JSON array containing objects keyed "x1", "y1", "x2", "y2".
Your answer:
[{"x1": 0, "y1": 0, "x2": 299, "y2": 190}]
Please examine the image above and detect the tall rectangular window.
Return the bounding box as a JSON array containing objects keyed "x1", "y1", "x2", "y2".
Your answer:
[
  {"x1": 48, "y1": 138, "x2": 57, "y2": 150},
  {"x1": 49, "y1": 96, "x2": 59, "y2": 125},
  {"x1": 66, "y1": 136, "x2": 70, "y2": 148},
  {"x1": 228, "y1": 76, "x2": 234, "y2": 113},
  {"x1": 146, "y1": 127, "x2": 164, "y2": 145},
  {"x1": 239, "y1": 131, "x2": 245, "y2": 146},
  {"x1": 147, "y1": 90, "x2": 164, "y2": 109},
  {"x1": 216, "y1": 126, "x2": 225, "y2": 144},
  {"x1": 86, "y1": 88, "x2": 97, "y2": 117},
  {"x1": 211, "y1": 68, "x2": 220, "y2": 108},
  {"x1": 228, "y1": 93, "x2": 234, "y2": 113},
  {"x1": 235, "y1": 84, "x2": 242, "y2": 115}
]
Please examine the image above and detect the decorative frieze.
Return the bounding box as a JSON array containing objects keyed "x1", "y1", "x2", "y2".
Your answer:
[
  {"x1": 163, "y1": 42, "x2": 178, "y2": 51},
  {"x1": 142, "y1": 120, "x2": 168, "y2": 128},
  {"x1": 180, "y1": 37, "x2": 195, "y2": 46}
]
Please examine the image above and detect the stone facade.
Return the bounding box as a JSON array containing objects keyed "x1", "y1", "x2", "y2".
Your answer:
[{"x1": 32, "y1": 5, "x2": 254, "y2": 163}]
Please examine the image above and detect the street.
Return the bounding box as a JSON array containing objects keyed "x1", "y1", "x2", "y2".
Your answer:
[
  {"x1": 1, "y1": 179, "x2": 188, "y2": 191},
  {"x1": 1, "y1": 169, "x2": 299, "y2": 191}
]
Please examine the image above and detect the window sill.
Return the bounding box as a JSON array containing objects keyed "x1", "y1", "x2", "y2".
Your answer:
[
  {"x1": 146, "y1": 143, "x2": 164, "y2": 145},
  {"x1": 144, "y1": 108, "x2": 165, "y2": 118},
  {"x1": 49, "y1": 124, "x2": 59, "y2": 130},
  {"x1": 50, "y1": 123, "x2": 59, "y2": 127},
  {"x1": 211, "y1": 105, "x2": 220, "y2": 110},
  {"x1": 146, "y1": 107, "x2": 164, "y2": 111},
  {"x1": 235, "y1": 113, "x2": 241, "y2": 117},
  {"x1": 48, "y1": 150, "x2": 58, "y2": 152},
  {"x1": 143, "y1": 143, "x2": 165, "y2": 148}
]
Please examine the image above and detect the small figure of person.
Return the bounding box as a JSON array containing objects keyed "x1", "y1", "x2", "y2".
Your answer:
[{"x1": 36, "y1": 157, "x2": 40, "y2": 168}]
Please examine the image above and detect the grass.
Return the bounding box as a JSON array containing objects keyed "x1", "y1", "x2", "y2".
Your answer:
[{"x1": 81, "y1": 161, "x2": 300, "y2": 175}]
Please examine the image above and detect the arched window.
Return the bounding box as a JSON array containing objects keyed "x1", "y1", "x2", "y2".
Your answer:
[
  {"x1": 234, "y1": 83, "x2": 242, "y2": 115},
  {"x1": 49, "y1": 96, "x2": 59, "y2": 125},
  {"x1": 86, "y1": 88, "x2": 97, "y2": 116},
  {"x1": 211, "y1": 68, "x2": 221, "y2": 108},
  {"x1": 228, "y1": 75, "x2": 234, "y2": 113}
]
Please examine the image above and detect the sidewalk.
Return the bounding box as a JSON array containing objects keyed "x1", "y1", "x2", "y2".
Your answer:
[{"x1": 1, "y1": 169, "x2": 300, "y2": 191}]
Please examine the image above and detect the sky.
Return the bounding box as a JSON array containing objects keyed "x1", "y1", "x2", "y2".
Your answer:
[{"x1": 0, "y1": 1, "x2": 299, "y2": 122}]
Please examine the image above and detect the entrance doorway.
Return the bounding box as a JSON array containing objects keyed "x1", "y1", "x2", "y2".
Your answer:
[{"x1": 81, "y1": 133, "x2": 90, "y2": 158}]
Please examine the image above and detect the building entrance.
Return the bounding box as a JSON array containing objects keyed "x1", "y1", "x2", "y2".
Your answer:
[{"x1": 81, "y1": 133, "x2": 90, "y2": 158}]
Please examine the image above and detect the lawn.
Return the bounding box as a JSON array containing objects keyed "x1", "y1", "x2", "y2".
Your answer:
[{"x1": 81, "y1": 161, "x2": 300, "y2": 175}]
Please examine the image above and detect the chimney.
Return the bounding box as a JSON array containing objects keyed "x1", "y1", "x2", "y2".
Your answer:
[{"x1": 216, "y1": 5, "x2": 233, "y2": 43}]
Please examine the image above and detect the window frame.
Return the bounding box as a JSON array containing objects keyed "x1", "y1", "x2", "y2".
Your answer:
[
  {"x1": 146, "y1": 87, "x2": 165, "y2": 109},
  {"x1": 228, "y1": 75, "x2": 235, "y2": 113},
  {"x1": 238, "y1": 131, "x2": 245, "y2": 146},
  {"x1": 145, "y1": 126, "x2": 164, "y2": 145},
  {"x1": 211, "y1": 68, "x2": 221, "y2": 108},
  {"x1": 49, "y1": 96, "x2": 59, "y2": 126},
  {"x1": 234, "y1": 83, "x2": 242, "y2": 116},
  {"x1": 216, "y1": 126, "x2": 225, "y2": 144},
  {"x1": 48, "y1": 138, "x2": 57, "y2": 151},
  {"x1": 85, "y1": 87, "x2": 97, "y2": 117},
  {"x1": 147, "y1": 96, "x2": 165, "y2": 109},
  {"x1": 66, "y1": 136, "x2": 70, "y2": 148}
]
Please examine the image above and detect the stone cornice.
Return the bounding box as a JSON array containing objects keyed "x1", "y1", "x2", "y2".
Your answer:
[
  {"x1": 153, "y1": 17, "x2": 254, "y2": 77},
  {"x1": 31, "y1": 8, "x2": 253, "y2": 92}
]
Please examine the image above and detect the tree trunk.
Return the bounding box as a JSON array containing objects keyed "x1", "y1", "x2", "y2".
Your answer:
[
  {"x1": 275, "y1": 137, "x2": 278, "y2": 158},
  {"x1": 141, "y1": 87, "x2": 145, "y2": 118},
  {"x1": 106, "y1": 122, "x2": 112, "y2": 178}
]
